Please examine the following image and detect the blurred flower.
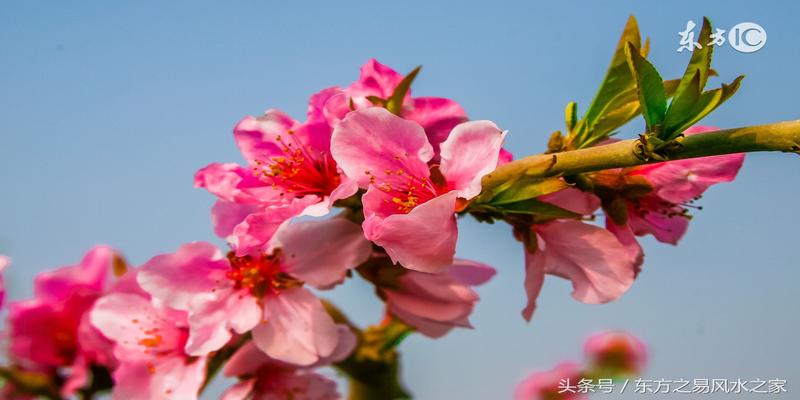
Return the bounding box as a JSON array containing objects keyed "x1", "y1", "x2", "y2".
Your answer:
[
  {"x1": 0, "y1": 255, "x2": 9, "y2": 310},
  {"x1": 584, "y1": 331, "x2": 647, "y2": 376},
  {"x1": 332, "y1": 107, "x2": 506, "y2": 273},
  {"x1": 137, "y1": 217, "x2": 370, "y2": 365},
  {"x1": 7, "y1": 246, "x2": 117, "y2": 397},
  {"x1": 515, "y1": 362, "x2": 586, "y2": 400},
  {"x1": 90, "y1": 270, "x2": 207, "y2": 400}
]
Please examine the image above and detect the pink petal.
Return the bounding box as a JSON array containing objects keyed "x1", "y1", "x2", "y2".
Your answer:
[
  {"x1": 230, "y1": 196, "x2": 319, "y2": 256},
  {"x1": 184, "y1": 291, "x2": 260, "y2": 356},
  {"x1": 90, "y1": 293, "x2": 187, "y2": 363},
  {"x1": 439, "y1": 120, "x2": 506, "y2": 199},
  {"x1": 626, "y1": 205, "x2": 689, "y2": 245},
  {"x1": 276, "y1": 218, "x2": 372, "y2": 289},
  {"x1": 193, "y1": 162, "x2": 277, "y2": 204},
  {"x1": 539, "y1": 187, "x2": 601, "y2": 215},
  {"x1": 521, "y1": 248, "x2": 546, "y2": 322},
  {"x1": 385, "y1": 261, "x2": 491, "y2": 337},
  {"x1": 349, "y1": 58, "x2": 403, "y2": 99},
  {"x1": 211, "y1": 200, "x2": 257, "y2": 238},
  {"x1": 633, "y1": 126, "x2": 744, "y2": 204},
  {"x1": 251, "y1": 287, "x2": 339, "y2": 366},
  {"x1": 498, "y1": 148, "x2": 514, "y2": 166},
  {"x1": 233, "y1": 110, "x2": 298, "y2": 167},
  {"x1": 307, "y1": 86, "x2": 342, "y2": 124},
  {"x1": 137, "y1": 242, "x2": 229, "y2": 311},
  {"x1": 111, "y1": 356, "x2": 206, "y2": 400},
  {"x1": 404, "y1": 97, "x2": 468, "y2": 156},
  {"x1": 225, "y1": 324, "x2": 355, "y2": 377},
  {"x1": 605, "y1": 219, "x2": 644, "y2": 276},
  {"x1": 533, "y1": 220, "x2": 636, "y2": 304},
  {"x1": 220, "y1": 380, "x2": 256, "y2": 400},
  {"x1": 331, "y1": 107, "x2": 433, "y2": 188},
  {"x1": 34, "y1": 245, "x2": 114, "y2": 301},
  {"x1": 448, "y1": 259, "x2": 496, "y2": 286},
  {"x1": 362, "y1": 191, "x2": 458, "y2": 273}
]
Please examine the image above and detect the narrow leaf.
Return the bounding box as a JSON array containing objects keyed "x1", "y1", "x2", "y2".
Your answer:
[
  {"x1": 386, "y1": 65, "x2": 421, "y2": 115},
  {"x1": 582, "y1": 16, "x2": 642, "y2": 125},
  {"x1": 625, "y1": 42, "x2": 667, "y2": 133}
]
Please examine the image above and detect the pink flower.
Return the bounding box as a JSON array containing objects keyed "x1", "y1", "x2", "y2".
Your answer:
[
  {"x1": 514, "y1": 362, "x2": 586, "y2": 400},
  {"x1": 584, "y1": 331, "x2": 647, "y2": 376},
  {"x1": 7, "y1": 246, "x2": 117, "y2": 396},
  {"x1": 221, "y1": 326, "x2": 355, "y2": 400},
  {"x1": 603, "y1": 126, "x2": 744, "y2": 264},
  {"x1": 382, "y1": 259, "x2": 496, "y2": 338},
  {"x1": 0, "y1": 255, "x2": 9, "y2": 310},
  {"x1": 332, "y1": 107, "x2": 506, "y2": 272},
  {"x1": 195, "y1": 106, "x2": 359, "y2": 255},
  {"x1": 90, "y1": 270, "x2": 207, "y2": 400},
  {"x1": 521, "y1": 220, "x2": 636, "y2": 322},
  {"x1": 137, "y1": 217, "x2": 371, "y2": 366},
  {"x1": 319, "y1": 59, "x2": 470, "y2": 160}
]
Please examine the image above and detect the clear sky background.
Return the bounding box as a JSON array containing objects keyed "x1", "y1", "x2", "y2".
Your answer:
[{"x1": 1, "y1": 1, "x2": 798, "y2": 399}]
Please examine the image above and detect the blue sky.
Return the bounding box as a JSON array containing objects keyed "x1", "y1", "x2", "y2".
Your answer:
[{"x1": 1, "y1": 1, "x2": 798, "y2": 399}]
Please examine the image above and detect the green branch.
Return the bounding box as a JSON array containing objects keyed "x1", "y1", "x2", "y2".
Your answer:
[{"x1": 481, "y1": 120, "x2": 800, "y2": 195}]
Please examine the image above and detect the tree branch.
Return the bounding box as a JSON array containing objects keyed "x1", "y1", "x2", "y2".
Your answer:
[{"x1": 481, "y1": 120, "x2": 800, "y2": 194}]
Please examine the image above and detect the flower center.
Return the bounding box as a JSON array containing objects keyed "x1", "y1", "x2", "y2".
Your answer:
[
  {"x1": 366, "y1": 164, "x2": 441, "y2": 214},
  {"x1": 252, "y1": 130, "x2": 341, "y2": 198},
  {"x1": 226, "y1": 251, "x2": 302, "y2": 297}
]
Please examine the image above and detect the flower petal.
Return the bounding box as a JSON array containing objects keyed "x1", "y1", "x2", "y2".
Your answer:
[
  {"x1": 194, "y1": 163, "x2": 277, "y2": 204},
  {"x1": 34, "y1": 246, "x2": 113, "y2": 301},
  {"x1": 439, "y1": 120, "x2": 506, "y2": 199},
  {"x1": 362, "y1": 191, "x2": 457, "y2": 273},
  {"x1": 331, "y1": 107, "x2": 433, "y2": 188},
  {"x1": 90, "y1": 293, "x2": 186, "y2": 363},
  {"x1": 111, "y1": 356, "x2": 206, "y2": 400},
  {"x1": 251, "y1": 288, "x2": 339, "y2": 366},
  {"x1": 276, "y1": 218, "x2": 372, "y2": 289},
  {"x1": 137, "y1": 242, "x2": 229, "y2": 311},
  {"x1": 230, "y1": 197, "x2": 319, "y2": 256},
  {"x1": 349, "y1": 58, "x2": 403, "y2": 99},
  {"x1": 233, "y1": 111, "x2": 298, "y2": 167},
  {"x1": 404, "y1": 97, "x2": 468, "y2": 156},
  {"x1": 533, "y1": 220, "x2": 636, "y2": 304},
  {"x1": 211, "y1": 200, "x2": 257, "y2": 238},
  {"x1": 633, "y1": 126, "x2": 744, "y2": 204}
]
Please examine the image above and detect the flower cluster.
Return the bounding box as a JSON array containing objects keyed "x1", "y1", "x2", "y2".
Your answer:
[
  {"x1": 0, "y1": 58, "x2": 743, "y2": 399},
  {"x1": 515, "y1": 331, "x2": 648, "y2": 400}
]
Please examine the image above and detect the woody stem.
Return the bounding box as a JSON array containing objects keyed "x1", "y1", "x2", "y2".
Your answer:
[{"x1": 480, "y1": 120, "x2": 800, "y2": 193}]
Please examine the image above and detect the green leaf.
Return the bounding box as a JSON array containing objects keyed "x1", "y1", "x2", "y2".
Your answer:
[
  {"x1": 625, "y1": 42, "x2": 667, "y2": 133},
  {"x1": 673, "y1": 17, "x2": 714, "y2": 103},
  {"x1": 587, "y1": 78, "x2": 681, "y2": 144},
  {"x1": 565, "y1": 102, "x2": 578, "y2": 133},
  {"x1": 582, "y1": 16, "x2": 642, "y2": 126},
  {"x1": 662, "y1": 70, "x2": 702, "y2": 138},
  {"x1": 666, "y1": 75, "x2": 744, "y2": 137},
  {"x1": 386, "y1": 65, "x2": 421, "y2": 115},
  {"x1": 489, "y1": 177, "x2": 570, "y2": 205},
  {"x1": 492, "y1": 198, "x2": 581, "y2": 219},
  {"x1": 366, "y1": 95, "x2": 387, "y2": 107}
]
